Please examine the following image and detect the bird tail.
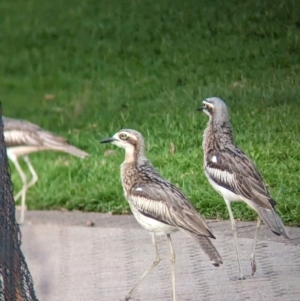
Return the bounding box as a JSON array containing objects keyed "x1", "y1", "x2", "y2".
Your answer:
[
  {"x1": 194, "y1": 235, "x2": 223, "y2": 266},
  {"x1": 182, "y1": 229, "x2": 223, "y2": 266},
  {"x1": 180, "y1": 229, "x2": 223, "y2": 267},
  {"x1": 60, "y1": 145, "x2": 89, "y2": 159},
  {"x1": 256, "y1": 206, "x2": 289, "y2": 239},
  {"x1": 37, "y1": 130, "x2": 89, "y2": 158}
]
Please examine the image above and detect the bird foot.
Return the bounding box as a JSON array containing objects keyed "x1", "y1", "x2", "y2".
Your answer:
[
  {"x1": 230, "y1": 275, "x2": 246, "y2": 281},
  {"x1": 250, "y1": 258, "x2": 257, "y2": 276}
]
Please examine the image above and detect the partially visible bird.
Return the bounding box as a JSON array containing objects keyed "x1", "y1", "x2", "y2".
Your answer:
[
  {"x1": 101, "y1": 129, "x2": 222, "y2": 301},
  {"x1": 198, "y1": 97, "x2": 289, "y2": 279},
  {"x1": 4, "y1": 116, "x2": 89, "y2": 224}
]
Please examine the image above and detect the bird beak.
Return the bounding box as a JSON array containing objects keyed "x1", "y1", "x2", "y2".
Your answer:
[
  {"x1": 197, "y1": 106, "x2": 204, "y2": 111},
  {"x1": 100, "y1": 137, "x2": 116, "y2": 144}
]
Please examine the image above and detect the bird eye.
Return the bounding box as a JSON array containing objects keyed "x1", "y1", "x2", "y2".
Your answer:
[{"x1": 119, "y1": 133, "x2": 128, "y2": 140}]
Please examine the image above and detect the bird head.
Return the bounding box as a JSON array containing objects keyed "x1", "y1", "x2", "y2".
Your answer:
[
  {"x1": 198, "y1": 97, "x2": 230, "y2": 122},
  {"x1": 100, "y1": 129, "x2": 145, "y2": 161}
]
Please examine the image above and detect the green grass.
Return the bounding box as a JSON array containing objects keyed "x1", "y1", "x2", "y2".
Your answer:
[{"x1": 1, "y1": 0, "x2": 300, "y2": 225}]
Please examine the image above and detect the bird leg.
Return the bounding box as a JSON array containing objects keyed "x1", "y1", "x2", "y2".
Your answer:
[
  {"x1": 13, "y1": 190, "x2": 23, "y2": 202},
  {"x1": 14, "y1": 156, "x2": 38, "y2": 200},
  {"x1": 12, "y1": 156, "x2": 38, "y2": 224},
  {"x1": 7, "y1": 152, "x2": 28, "y2": 224},
  {"x1": 125, "y1": 233, "x2": 160, "y2": 301},
  {"x1": 167, "y1": 234, "x2": 176, "y2": 301},
  {"x1": 22, "y1": 155, "x2": 39, "y2": 190},
  {"x1": 250, "y1": 216, "x2": 261, "y2": 276},
  {"x1": 225, "y1": 199, "x2": 245, "y2": 280}
]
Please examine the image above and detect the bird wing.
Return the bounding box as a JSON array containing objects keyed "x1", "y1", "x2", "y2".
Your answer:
[
  {"x1": 205, "y1": 147, "x2": 276, "y2": 209},
  {"x1": 4, "y1": 128, "x2": 68, "y2": 148},
  {"x1": 3, "y1": 117, "x2": 69, "y2": 147},
  {"x1": 3, "y1": 117, "x2": 41, "y2": 132},
  {"x1": 3, "y1": 117, "x2": 89, "y2": 158},
  {"x1": 129, "y1": 181, "x2": 214, "y2": 238}
]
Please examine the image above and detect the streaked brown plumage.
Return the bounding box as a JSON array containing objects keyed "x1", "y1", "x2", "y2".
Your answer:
[
  {"x1": 4, "y1": 116, "x2": 89, "y2": 224},
  {"x1": 4, "y1": 117, "x2": 88, "y2": 157},
  {"x1": 101, "y1": 129, "x2": 222, "y2": 301},
  {"x1": 199, "y1": 97, "x2": 289, "y2": 279}
]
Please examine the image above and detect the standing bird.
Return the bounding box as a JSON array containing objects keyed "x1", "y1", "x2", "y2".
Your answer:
[
  {"x1": 100, "y1": 129, "x2": 222, "y2": 301},
  {"x1": 4, "y1": 116, "x2": 89, "y2": 224},
  {"x1": 198, "y1": 97, "x2": 289, "y2": 279}
]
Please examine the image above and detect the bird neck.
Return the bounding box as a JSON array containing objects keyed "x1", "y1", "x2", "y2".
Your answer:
[
  {"x1": 124, "y1": 143, "x2": 146, "y2": 164},
  {"x1": 203, "y1": 116, "x2": 234, "y2": 150},
  {"x1": 122, "y1": 148, "x2": 149, "y2": 194}
]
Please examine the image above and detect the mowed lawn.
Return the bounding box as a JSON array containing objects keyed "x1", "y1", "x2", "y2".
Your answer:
[{"x1": 1, "y1": 0, "x2": 300, "y2": 225}]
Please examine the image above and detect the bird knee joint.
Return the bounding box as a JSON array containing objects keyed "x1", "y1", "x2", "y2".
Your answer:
[{"x1": 154, "y1": 258, "x2": 160, "y2": 265}]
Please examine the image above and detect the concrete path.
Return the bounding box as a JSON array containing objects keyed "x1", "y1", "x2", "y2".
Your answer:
[{"x1": 18, "y1": 211, "x2": 300, "y2": 301}]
